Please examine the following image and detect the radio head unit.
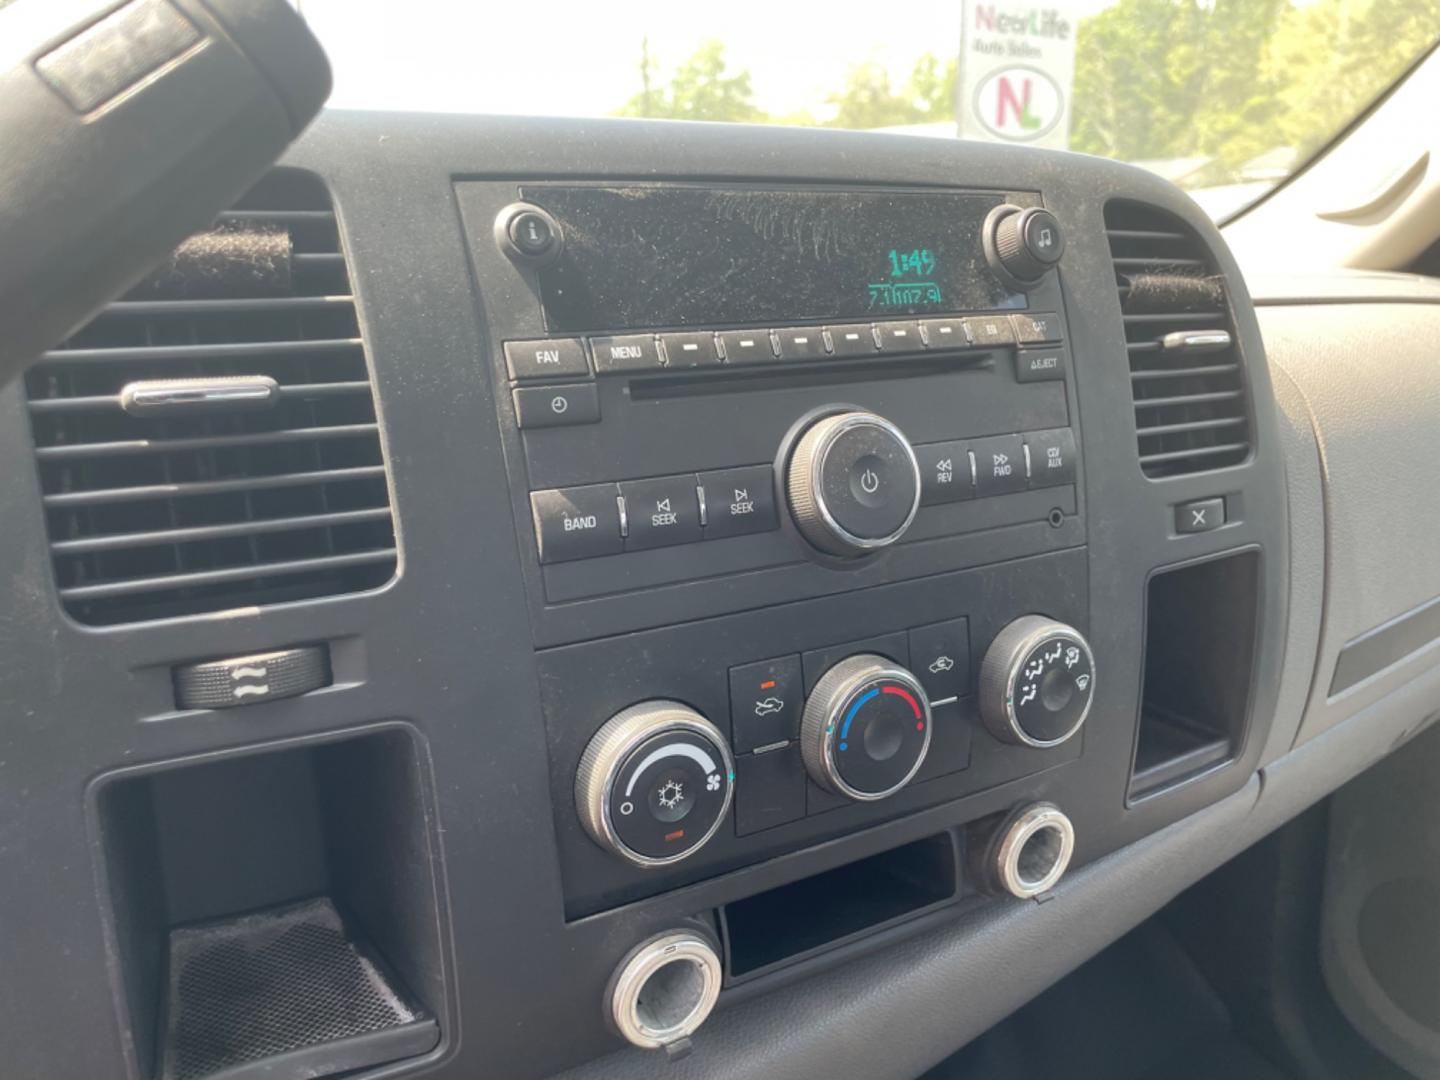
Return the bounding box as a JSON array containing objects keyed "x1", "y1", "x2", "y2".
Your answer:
[{"x1": 520, "y1": 185, "x2": 1026, "y2": 331}]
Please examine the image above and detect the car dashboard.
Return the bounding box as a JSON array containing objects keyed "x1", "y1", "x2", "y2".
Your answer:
[{"x1": 3, "y1": 111, "x2": 1440, "y2": 1080}]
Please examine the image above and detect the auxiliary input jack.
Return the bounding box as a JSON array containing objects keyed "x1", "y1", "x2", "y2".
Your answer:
[
  {"x1": 608, "y1": 931, "x2": 722, "y2": 1057},
  {"x1": 976, "y1": 802, "x2": 1076, "y2": 899}
]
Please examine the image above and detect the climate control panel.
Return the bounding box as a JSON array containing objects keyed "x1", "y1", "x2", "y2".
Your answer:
[{"x1": 539, "y1": 548, "x2": 1092, "y2": 916}]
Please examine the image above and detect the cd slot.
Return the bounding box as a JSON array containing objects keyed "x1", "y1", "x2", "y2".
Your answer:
[{"x1": 628, "y1": 352, "x2": 996, "y2": 401}]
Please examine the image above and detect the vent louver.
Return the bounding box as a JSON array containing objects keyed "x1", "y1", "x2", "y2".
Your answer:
[
  {"x1": 1105, "y1": 200, "x2": 1251, "y2": 478},
  {"x1": 25, "y1": 171, "x2": 396, "y2": 626}
]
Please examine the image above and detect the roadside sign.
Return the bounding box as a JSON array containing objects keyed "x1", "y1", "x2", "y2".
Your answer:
[{"x1": 957, "y1": 3, "x2": 1078, "y2": 150}]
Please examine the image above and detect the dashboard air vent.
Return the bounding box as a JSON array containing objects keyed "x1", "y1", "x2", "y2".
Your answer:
[
  {"x1": 25, "y1": 170, "x2": 396, "y2": 626},
  {"x1": 1105, "y1": 200, "x2": 1251, "y2": 478}
]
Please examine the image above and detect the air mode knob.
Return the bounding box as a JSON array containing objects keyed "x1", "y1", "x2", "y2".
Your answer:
[
  {"x1": 785, "y1": 410, "x2": 921, "y2": 557},
  {"x1": 576, "y1": 702, "x2": 735, "y2": 868},
  {"x1": 989, "y1": 206, "x2": 1065, "y2": 284},
  {"x1": 801, "y1": 655, "x2": 932, "y2": 801},
  {"x1": 979, "y1": 616, "x2": 1095, "y2": 748}
]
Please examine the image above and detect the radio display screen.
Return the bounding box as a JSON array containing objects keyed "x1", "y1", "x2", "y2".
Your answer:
[{"x1": 522, "y1": 185, "x2": 1026, "y2": 332}]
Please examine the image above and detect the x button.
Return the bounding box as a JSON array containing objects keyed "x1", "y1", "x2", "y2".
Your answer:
[{"x1": 1176, "y1": 497, "x2": 1226, "y2": 534}]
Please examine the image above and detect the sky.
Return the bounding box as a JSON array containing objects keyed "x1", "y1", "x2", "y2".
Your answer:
[{"x1": 300, "y1": 0, "x2": 1113, "y2": 121}]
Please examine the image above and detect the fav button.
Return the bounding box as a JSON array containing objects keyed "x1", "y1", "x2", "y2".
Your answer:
[
  {"x1": 699, "y1": 465, "x2": 778, "y2": 539},
  {"x1": 513, "y1": 382, "x2": 599, "y2": 429},
  {"x1": 620, "y1": 475, "x2": 703, "y2": 550},
  {"x1": 729, "y1": 654, "x2": 803, "y2": 753},
  {"x1": 971, "y1": 433, "x2": 1027, "y2": 496},
  {"x1": 531, "y1": 484, "x2": 623, "y2": 563},
  {"x1": 504, "y1": 337, "x2": 590, "y2": 380}
]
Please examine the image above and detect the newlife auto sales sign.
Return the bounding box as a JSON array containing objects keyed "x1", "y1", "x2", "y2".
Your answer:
[{"x1": 957, "y1": 3, "x2": 1077, "y2": 150}]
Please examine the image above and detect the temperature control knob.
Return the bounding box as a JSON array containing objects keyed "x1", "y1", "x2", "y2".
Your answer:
[
  {"x1": 786, "y1": 410, "x2": 921, "y2": 557},
  {"x1": 576, "y1": 702, "x2": 735, "y2": 868},
  {"x1": 979, "y1": 617, "x2": 1095, "y2": 748},
  {"x1": 801, "y1": 655, "x2": 932, "y2": 801}
]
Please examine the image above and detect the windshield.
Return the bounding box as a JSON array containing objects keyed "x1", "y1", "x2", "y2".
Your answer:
[{"x1": 302, "y1": 1, "x2": 1439, "y2": 221}]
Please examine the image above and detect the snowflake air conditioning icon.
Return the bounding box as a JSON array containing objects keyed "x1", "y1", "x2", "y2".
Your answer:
[{"x1": 656, "y1": 779, "x2": 685, "y2": 810}]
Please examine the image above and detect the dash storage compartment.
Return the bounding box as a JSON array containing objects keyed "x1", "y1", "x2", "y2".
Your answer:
[{"x1": 94, "y1": 727, "x2": 445, "y2": 1080}]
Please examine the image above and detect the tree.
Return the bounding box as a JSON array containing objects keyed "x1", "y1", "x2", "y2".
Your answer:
[
  {"x1": 616, "y1": 40, "x2": 764, "y2": 123},
  {"x1": 1069, "y1": 0, "x2": 1439, "y2": 183},
  {"x1": 826, "y1": 53, "x2": 958, "y2": 129}
]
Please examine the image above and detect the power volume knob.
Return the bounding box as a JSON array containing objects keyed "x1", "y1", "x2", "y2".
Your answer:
[
  {"x1": 786, "y1": 410, "x2": 921, "y2": 557},
  {"x1": 576, "y1": 702, "x2": 735, "y2": 868},
  {"x1": 979, "y1": 616, "x2": 1095, "y2": 748}
]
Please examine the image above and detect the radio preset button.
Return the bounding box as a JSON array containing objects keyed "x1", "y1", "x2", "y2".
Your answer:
[
  {"x1": 774, "y1": 327, "x2": 829, "y2": 360},
  {"x1": 1013, "y1": 312, "x2": 1063, "y2": 344},
  {"x1": 590, "y1": 334, "x2": 663, "y2": 374},
  {"x1": 827, "y1": 324, "x2": 878, "y2": 357},
  {"x1": 915, "y1": 440, "x2": 974, "y2": 505},
  {"x1": 971, "y1": 433, "x2": 1027, "y2": 496},
  {"x1": 920, "y1": 318, "x2": 970, "y2": 348},
  {"x1": 963, "y1": 316, "x2": 1017, "y2": 348},
  {"x1": 699, "y1": 465, "x2": 778, "y2": 540},
  {"x1": 531, "y1": 484, "x2": 623, "y2": 563},
  {"x1": 513, "y1": 382, "x2": 599, "y2": 429},
  {"x1": 620, "y1": 475, "x2": 703, "y2": 551},
  {"x1": 874, "y1": 320, "x2": 924, "y2": 352},
  {"x1": 716, "y1": 329, "x2": 776, "y2": 365},
  {"x1": 1025, "y1": 428, "x2": 1078, "y2": 487},
  {"x1": 504, "y1": 337, "x2": 590, "y2": 381},
  {"x1": 660, "y1": 332, "x2": 722, "y2": 368}
]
